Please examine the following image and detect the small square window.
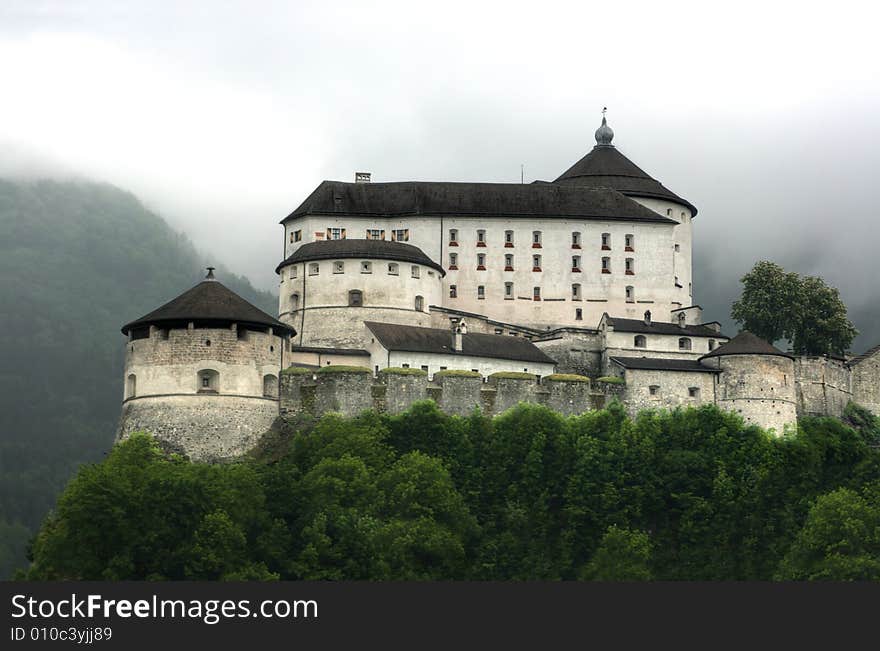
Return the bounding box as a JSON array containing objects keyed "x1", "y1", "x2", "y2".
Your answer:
[
  {"x1": 334, "y1": 261, "x2": 344, "y2": 274},
  {"x1": 649, "y1": 385, "x2": 660, "y2": 396},
  {"x1": 361, "y1": 261, "x2": 372, "y2": 274},
  {"x1": 411, "y1": 265, "x2": 420, "y2": 278},
  {"x1": 689, "y1": 387, "x2": 700, "y2": 398}
]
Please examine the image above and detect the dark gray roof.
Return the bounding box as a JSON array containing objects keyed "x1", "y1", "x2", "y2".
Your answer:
[
  {"x1": 282, "y1": 181, "x2": 678, "y2": 225},
  {"x1": 276, "y1": 239, "x2": 445, "y2": 275},
  {"x1": 610, "y1": 356, "x2": 721, "y2": 373},
  {"x1": 553, "y1": 145, "x2": 697, "y2": 216},
  {"x1": 364, "y1": 321, "x2": 556, "y2": 365},
  {"x1": 847, "y1": 343, "x2": 880, "y2": 367},
  {"x1": 292, "y1": 345, "x2": 370, "y2": 356},
  {"x1": 606, "y1": 316, "x2": 728, "y2": 338},
  {"x1": 700, "y1": 331, "x2": 793, "y2": 360},
  {"x1": 122, "y1": 279, "x2": 294, "y2": 336}
]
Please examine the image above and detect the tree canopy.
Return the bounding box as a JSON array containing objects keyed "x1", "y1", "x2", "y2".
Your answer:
[
  {"x1": 19, "y1": 401, "x2": 880, "y2": 581},
  {"x1": 731, "y1": 260, "x2": 858, "y2": 355}
]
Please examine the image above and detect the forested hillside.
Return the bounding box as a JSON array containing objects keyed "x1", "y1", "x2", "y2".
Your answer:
[
  {"x1": 21, "y1": 402, "x2": 880, "y2": 581},
  {"x1": 0, "y1": 179, "x2": 276, "y2": 578}
]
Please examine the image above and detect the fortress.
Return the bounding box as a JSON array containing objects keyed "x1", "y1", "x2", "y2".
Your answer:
[{"x1": 116, "y1": 115, "x2": 880, "y2": 460}]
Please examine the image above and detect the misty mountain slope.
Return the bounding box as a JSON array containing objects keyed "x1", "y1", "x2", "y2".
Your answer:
[{"x1": 0, "y1": 178, "x2": 277, "y2": 578}]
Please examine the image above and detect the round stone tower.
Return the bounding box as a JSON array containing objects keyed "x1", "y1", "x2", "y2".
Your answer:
[
  {"x1": 276, "y1": 239, "x2": 444, "y2": 351},
  {"x1": 700, "y1": 331, "x2": 797, "y2": 434},
  {"x1": 117, "y1": 269, "x2": 296, "y2": 461}
]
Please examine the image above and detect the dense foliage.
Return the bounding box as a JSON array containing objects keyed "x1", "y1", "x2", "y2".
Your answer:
[
  {"x1": 731, "y1": 260, "x2": 858, "y2": 355},
  {"x1": 0, "y1": 178, "x2": 276, "y2": 578},
  {"x1": 21, "y1": 401, "x2": 880, "y2": 580}
]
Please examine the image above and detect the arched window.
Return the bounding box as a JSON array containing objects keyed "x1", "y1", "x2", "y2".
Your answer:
[
  {"x1": 263, "y1": 374, "x2": 278, "y2": 399},
  {"x1": 634, "y1": 335, "x2": 647, "y2": 348},
  {"x1": 349, "y1": 289, "x2": 363, "y2": 307},
  {"x1": 414, "y1": 295, "x2": 424, "y2": 311},
  {"x1": 678, "y1": 337, "x2": 692, "y2": 351},
  {"x1": 290, "y1": 293, "x2": 300, "y2": 310},
  {"x1": 126, "y1": 374, "x2": 137, "y2": 399},
  {"x1": 197, "y1": 369, "x2": 219, "y2": 393}
]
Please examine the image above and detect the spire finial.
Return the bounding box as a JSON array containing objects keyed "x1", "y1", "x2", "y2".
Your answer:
[
  {"x1": 595, "y1": 107, "x2": 614, "y2": 146},
  {"x1": 205, "y1": 266, "x2": 216, "y2": 280}
]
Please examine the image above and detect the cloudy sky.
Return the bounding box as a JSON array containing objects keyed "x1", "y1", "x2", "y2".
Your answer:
[{"x1": 2, "y1": 0, "x2": 878, "y2": 348}]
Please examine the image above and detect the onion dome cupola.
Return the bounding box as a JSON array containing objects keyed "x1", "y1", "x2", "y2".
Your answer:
[
  {"x1": 554, "y1": 110, "x2": 698, "y2": 216},
  {"x1": 121, "y1": 268, "x2": 295, "y2": 337}
]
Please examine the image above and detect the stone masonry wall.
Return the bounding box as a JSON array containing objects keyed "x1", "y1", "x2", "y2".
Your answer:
[
  {"x1": 794, "y1": 356, "x2": 853, "y2": 418},
  {"x1": 851, "y1": 350, "x2": 880, "y2": 416},
  {"x1": 117, "y1": 394, "x2": 278, "y2": 462}
]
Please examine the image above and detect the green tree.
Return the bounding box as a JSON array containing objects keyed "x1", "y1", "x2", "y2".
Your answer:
[
  {"x1": 731, "y1": 261, "x2": 857, "y2": 355},
  {"x1": 776, "y1": 486, "x2": 880, "y2": 580},
  {"x1": 581, "y1": 525, "x2": 653, "y2": 581}
]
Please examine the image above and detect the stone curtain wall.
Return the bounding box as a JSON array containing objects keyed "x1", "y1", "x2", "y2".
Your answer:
[
  {"x1": 794, "y1": 356, "x2": 853, "y2": 418},
  {"x1": 117, "y1": 394, "x2": 279, "y2": 462},
  {"x1": 280, "y1": 370, "x2": 621, "y2": 419}
]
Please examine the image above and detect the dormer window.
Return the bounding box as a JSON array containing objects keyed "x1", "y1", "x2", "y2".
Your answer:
[
  {"x1": 532, "y1": 254, "x2": 542, "y2": 271},
  {"x1": 505, "y1": 230, "x2": 514, "y2": 247},
  {"x1": 476, "y1": 229, "x2": 486, "y2": 246},
  {"x1": 327, "y1": 227, "x2": 346, "y2": 240},
  {"x1": 572, "y1": 232, "x2": 581, "y2": 248},
  {"x1": 572, "y1": 256, "x2": 581, "y2": 272},
  {"x1": 601, "y1": 233, "x2": 611, "y2": 250},
  {"x1": 601, "y1": 257, "x2": 611, "y2": 274},
  {"x1": 625, "y1": 234, "x2": 634, "y2": 251},
  {"x1": 366, "y1": 228, "x2": 385, "y2": 240},
  {"x1": 532, "y1": 231, "x2": 542, "y2": 247},
  {"x1": 505, "y1": 254, "x2": 514, "y2": 271},
  {"x1": 392, "y1": 228, "x2": 409, "y2": 242},
  {"x1": 449, "y1": 228, "x2": 458, "y2": 246}
]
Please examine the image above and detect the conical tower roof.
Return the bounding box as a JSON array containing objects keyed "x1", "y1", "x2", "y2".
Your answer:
[
  {"x1": 554, "y1": 114, "x2": 698, "y2": 216},
  {"x1": 700, "y1": 331, "x2": 793, "y2": 360},
  {"x1": 121, "y1": 269, "x2": 294, "y2": 336}
]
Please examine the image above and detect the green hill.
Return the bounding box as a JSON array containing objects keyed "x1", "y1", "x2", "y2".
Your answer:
[{"x1": 0, "y1": 178, "x2": 276, "y2": 577}]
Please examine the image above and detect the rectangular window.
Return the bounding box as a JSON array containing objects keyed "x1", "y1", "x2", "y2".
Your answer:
[
  {"x1": 532, "y1": 255, "x2": 541, "y2": 271},
  {"x1": 449, "y1": 252, "x2": 458, "y2": 269},
  {"x1": 532, "y1": 231, "x2": 542, "y2": 247},
  {"x1": 294, "y1": 229, "x2": 302, "y2": 242},
  {"x1": 505, "y1": 230, "x2": 514, "y2": 246},
  {"x1": 476, "y1": 229, "x2": 486, "y2": 246},
  {"x1": 572, "y1": 255, "x2": 581, "y2": 272},
  {"x1": 626, "y1": 286, "x2": 634, "y2": 302},
  {"x1": 494, "y1": 328, "x2": 503, "y2": 335},
  {"x1": 572, "y1": 283, "x2": 581, "y2": 300},
  {"x1": 366, "y1": 228, "x2": 385, "y2": 240},
  {"x1": 572, "y1": 232, "x2": 581, "y2": 248},
  {"x1": 575, "y1": 308, "x2": 583, "y2": 321},
  {"x1": 601, "y1": 233, "x2": 611, "y2": 250},
  {"x1": 392, "y1": 228, "x2": 409, "y2": 242},
  {"x1": 649, "y1": 385, "x2": 660, "y2": 396},
  {"x1": 421, "y1": 365, "x2": 429, "y2": 373},
  {"x1": 411, "y1": 265, "x2": 420, "y2": 278},
  {"x1": 449, "y1": 284, "x2": 457, "y2": 298},
  {"x1": 361, "y1": 261, "x2": 372, "y2": 274},
  {"x1": 334, "y1": 261, "x2": 344, "y2": 274},
  {"x1": 477, "y1": 253, "x2": 486, "y2": 270},
  {"x1": 602, "y1": 257, "x2": 610, "y2": 273},
  {"x1": 505, "y1": 254, "x2": 514, "y2": 270},
  {"x1": 689, "y1": 387, "x2": 700, "y2": 398},
  {"x1": 388, "y1": 263, "x2": 399, "y2": 275},
  {"x1": 626, "y1": 258, "x2": 634, "y2": 275},
  {"x1": 625, "y1": 234, "x2": 634, "y2": 251},
  {"x1": 328, "y1": 227, "x2": 346, "y2": 240},
  {"x1": 291, "y1": 266, "x2": 298, "y2": 279},
  {"x1": 533, "y1": 286, "x2": 541, "y2": 301},
  {"x1": 449, "y1": 228, "x2": 458, "y2": 245},
  {"x1": 308, "y1": 263, "x2": 319, "y2": 275},
  {"x1": 504, "y1": 281, "x2": 513, "y2": 299},
  {"x1": 477, "y1": 285, "x2": 485, "y2": 299}
]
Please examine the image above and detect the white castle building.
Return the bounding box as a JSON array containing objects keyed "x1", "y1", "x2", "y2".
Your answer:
[{"x1": 117, "y1": 115, "x2": 880, "y2": 460}]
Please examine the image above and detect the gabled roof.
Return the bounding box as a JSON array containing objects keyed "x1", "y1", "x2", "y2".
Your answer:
[
  {"x1": 282, "y1": 181, "x2": 678, "y2": 225},
  {"x1": 292, "y1": 345, "x2": 370, "y2": 357},
  {"x1": 365, "y1": 321, "x2": 556, "y2": 365},
  {"x1": 553, "y1": 145, "x2": 698, "y2": 216},
  {"x1": 605, "y1": 315, "x2": 727, "y2": 338},
  {"x1": 848, "y1": 343, "x2": 880, "y2": 367},
  {"x1": 122, "y1": 278, "x2": 294, "y2": 336},
  {"x1": 610, "y1": 356, "x2": 721, "y2": 373},
  {"x1": 276, "y1": 239, "x2": 445, "y2": 275},
  {"x1": 700, "y1": 331, "x2": 793, "y2": 360}
]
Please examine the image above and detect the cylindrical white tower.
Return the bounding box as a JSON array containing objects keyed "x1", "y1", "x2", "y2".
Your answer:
[{"x1": 117, "y1": 269, "x2": 295, "y2": 461}]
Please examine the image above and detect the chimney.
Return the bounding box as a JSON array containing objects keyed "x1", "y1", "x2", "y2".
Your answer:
[
  {"x1": 355, "y1": 171, "x2": 371, "y2": 184},
  {"x1": 453, "y1": 319, "x2": 467, "y2": 352},
  {"x1": 643, "y1": 310, "x2": 651, "y2": 326},
  {"x1": 205, "y1": 266, "x2": 216, "y2": 281}
]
